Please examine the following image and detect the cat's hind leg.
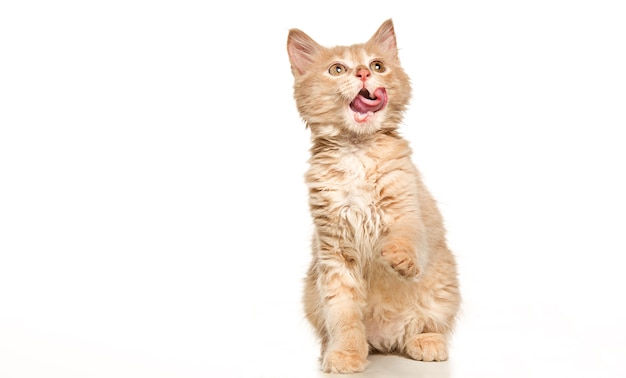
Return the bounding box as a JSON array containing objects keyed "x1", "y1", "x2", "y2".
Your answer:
[
  {"x1": 402, "y1": 281, "x2": 458, "y2": 361},
  {"x1": 405, "y1": 332, "x2": 448, "y2": 361}
]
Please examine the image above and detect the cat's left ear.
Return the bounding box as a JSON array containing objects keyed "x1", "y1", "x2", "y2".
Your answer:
[
  {"x1": 368, "y1": 19, "x2": 398, "y2": 58},
  {"x1": 287, "y1": 29, "x2": 321, "y2": 76}
]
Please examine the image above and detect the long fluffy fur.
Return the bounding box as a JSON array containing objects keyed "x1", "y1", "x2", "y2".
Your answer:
[{"x1": 287, "y1": 19, "x2": 461, "y2": 374}]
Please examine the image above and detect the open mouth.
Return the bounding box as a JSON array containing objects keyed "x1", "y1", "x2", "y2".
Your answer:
[{"x1": 349, "y1": 87, "x2": 388, "y2": 123}]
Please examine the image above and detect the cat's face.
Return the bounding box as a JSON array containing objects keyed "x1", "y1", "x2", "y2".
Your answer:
[{"x1": 287, "y1": 20, "x2": 411, "y2": 136}]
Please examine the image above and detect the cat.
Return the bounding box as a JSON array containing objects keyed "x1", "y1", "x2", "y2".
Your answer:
[{"x1": 287, "y1": 19, "x2": 461, "y2": 374}]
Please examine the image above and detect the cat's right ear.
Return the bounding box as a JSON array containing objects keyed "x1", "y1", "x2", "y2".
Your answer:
[{"x1": 287, "y1": 29, "x2": 321, "y2": 76}]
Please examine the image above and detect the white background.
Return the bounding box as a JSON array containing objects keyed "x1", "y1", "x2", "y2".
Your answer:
[{"x1": 1, "y1": 1, "x2": 625, "y2": 377}]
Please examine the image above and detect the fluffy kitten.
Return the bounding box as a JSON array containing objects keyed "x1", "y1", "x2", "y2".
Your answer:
[{"x1": 287, "y1": 19, "x2": 461, "y2": 374}]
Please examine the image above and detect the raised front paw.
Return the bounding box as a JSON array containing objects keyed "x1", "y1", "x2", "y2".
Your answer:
[
  {"x1": 322, "y1": 350, "x2": 368, "y2": 374},
  {"x1": 405, "y1": 333, "x2": 448, "y2": 362},
  {"x1": 381, "y1": 238, "x2": 420, "y2": 278}
]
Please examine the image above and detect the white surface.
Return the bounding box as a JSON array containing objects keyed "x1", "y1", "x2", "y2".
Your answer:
[{"x1": 1, "y1": 1, "x2": 625, "y2": 377}]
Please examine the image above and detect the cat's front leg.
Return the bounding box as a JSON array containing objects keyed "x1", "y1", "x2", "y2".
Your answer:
[
  {"x1": 316, "y1": 247, "x2": 369, "y2": 373},
  {"x1": 380, "y1": 217, "x2": 427, "y2": 279}
]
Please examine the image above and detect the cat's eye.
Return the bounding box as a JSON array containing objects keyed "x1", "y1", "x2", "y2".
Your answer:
[
  {"x1": 328, "y1": 63, "x2": 347, "y2": 76},
  {"x1": 370, "y1": 60, "x2": 386, "y2": 73}
]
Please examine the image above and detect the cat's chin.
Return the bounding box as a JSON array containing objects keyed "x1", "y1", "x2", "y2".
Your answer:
[
  {"x1": 345, "y1": 108, "x2": 384, "y2": 133},
  {"x1": 353, "y1": 111, "x2": 376, "y2": 123}
]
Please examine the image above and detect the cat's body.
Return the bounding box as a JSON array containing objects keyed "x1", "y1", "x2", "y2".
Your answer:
[{"x1": 287, "y1": 19, "x2": 460, "y2": 374}]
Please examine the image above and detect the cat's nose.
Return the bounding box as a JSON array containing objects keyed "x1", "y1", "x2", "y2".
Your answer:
[{"x1": 356, "y1": 68, "x2": 370, "y2": 82}]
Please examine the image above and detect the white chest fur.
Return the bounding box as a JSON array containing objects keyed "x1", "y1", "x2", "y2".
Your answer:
[{"x1": 310, "y1": 145, "x2": 386, "y2": 253}]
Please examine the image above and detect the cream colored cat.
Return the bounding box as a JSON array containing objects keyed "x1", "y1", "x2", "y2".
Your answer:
[{"x1": 287, "y1": 19, "x2": 461, "y2": 374}]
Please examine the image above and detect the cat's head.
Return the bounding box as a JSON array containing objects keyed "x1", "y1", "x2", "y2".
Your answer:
[{"x1": 287, "y1": 19, "x2": 411, "y2": 137}]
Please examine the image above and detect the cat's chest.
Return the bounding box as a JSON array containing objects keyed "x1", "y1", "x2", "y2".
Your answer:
[
  {"x1": 332, "y1": 148, "x2": 379, "y2": 198},
  {"x1": 309, "y1": 147, "x2": 384, "y2": 218}
]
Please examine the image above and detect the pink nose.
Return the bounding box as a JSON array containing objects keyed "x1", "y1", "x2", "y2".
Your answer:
[{"x1": 356, "y1": 68, "x2": 370, "y2": 81}]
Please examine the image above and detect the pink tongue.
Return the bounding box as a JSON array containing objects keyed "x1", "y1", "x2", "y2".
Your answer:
[{"x1": 350, "y1": 87, "x2": 387, "y2": 114}]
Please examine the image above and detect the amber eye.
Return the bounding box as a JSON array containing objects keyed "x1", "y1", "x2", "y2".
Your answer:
[
  {"x1": 328, "y1": 63, "x2": 347, "y2": 76},
  {"x1": 370, "y1": 60, "x2": 386, "y2": 73}
]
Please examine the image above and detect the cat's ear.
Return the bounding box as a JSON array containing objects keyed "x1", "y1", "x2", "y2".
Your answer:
[
  {"x1": 368, "y1": 19, "x2": 398, "y2": 57},
  {"x1": 287, "y1": 29, "x2": 321, "y2": 76}
]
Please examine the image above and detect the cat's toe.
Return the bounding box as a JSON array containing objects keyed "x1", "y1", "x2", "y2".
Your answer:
[
  {"x1": 381, "y1": 242, "x2": 420, "y2": 278},
  {"x1": 322, "y1": 350, "x2": 368, "y2": 373},
  {"x1": 391, "y1": 257, "x2": 419, "y2": 278},
  {"x1": 405, "y1": 333, "x2": 448, "y2": 362}
]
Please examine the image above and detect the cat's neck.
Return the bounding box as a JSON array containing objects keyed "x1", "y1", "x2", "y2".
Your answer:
[
  {"x1": 309, "y1": 127, "x2": 407, "y2": 157},
  {"x1": 312, "y1": 126, "x2": 399, "y2": 142}
]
